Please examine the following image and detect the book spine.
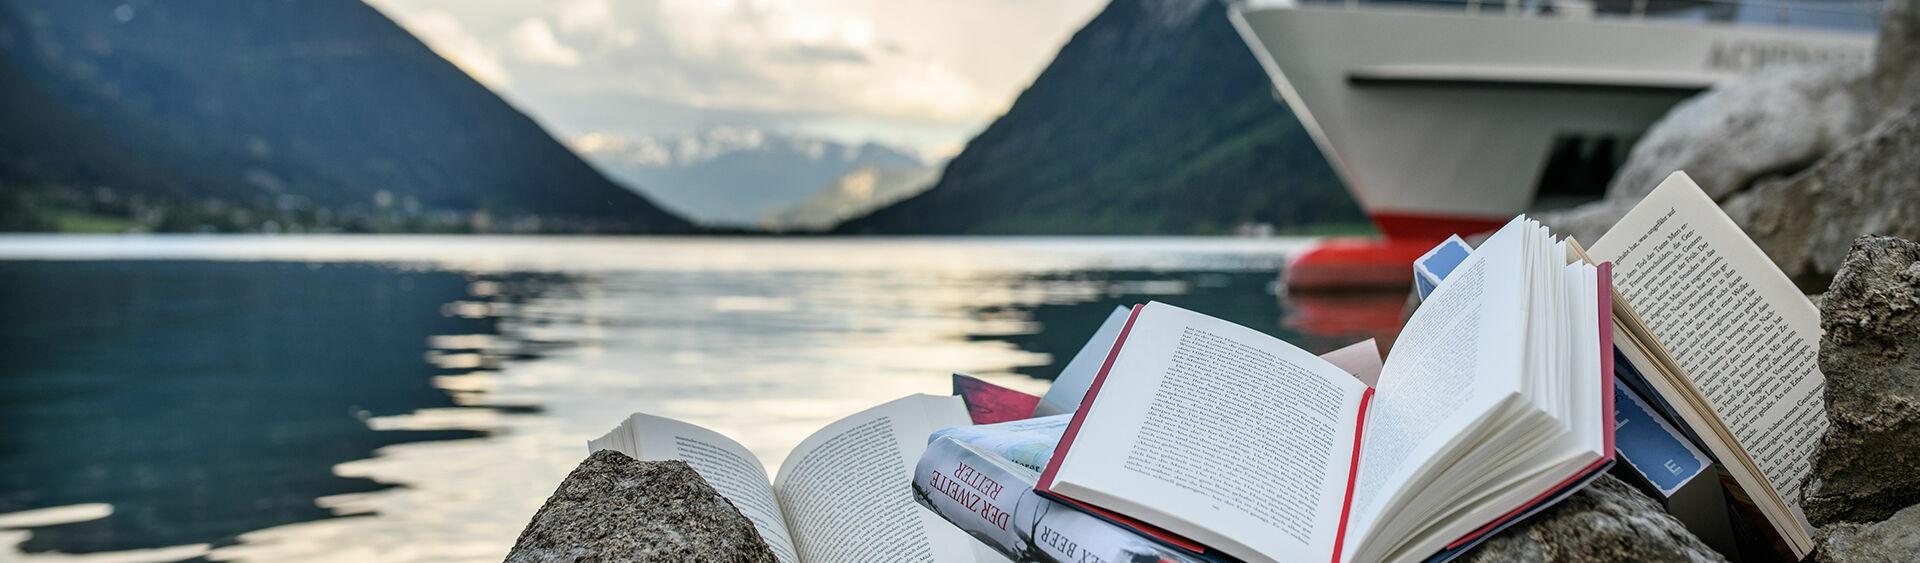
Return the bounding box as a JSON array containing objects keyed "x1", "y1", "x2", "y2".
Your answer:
[{"x1": 914, "y1": 436, "x2": 1209, "y2": 563}]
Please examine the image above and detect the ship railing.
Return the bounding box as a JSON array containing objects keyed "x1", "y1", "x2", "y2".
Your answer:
[{"x1": 1288, "y1": 0, "x2": 1885, "y2": 31}]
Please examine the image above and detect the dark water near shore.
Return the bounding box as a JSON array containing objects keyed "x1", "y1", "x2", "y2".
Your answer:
[{"x1": 0, "y1": 236, "x2": 1402, "y2": 562}]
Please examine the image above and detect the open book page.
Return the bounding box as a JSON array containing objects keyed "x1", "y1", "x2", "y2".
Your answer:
[
  {"x1": 771, "y1": 394, "x2": 1002, "y2": 563},
  {"x1": 1589, "y1": 172, "x2": 1825, "y2": 533},
  {"x1": 1342, "y1": 217, "x2": 1531, "y2": 562},
  {"x1": 588, "y1": 414, "x2": 801, "y2": 563},
  {"x1": 1044, "y1": 302, "x2": 1371, "y2": 563}
]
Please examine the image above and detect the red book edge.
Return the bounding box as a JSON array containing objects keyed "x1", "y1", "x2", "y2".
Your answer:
[
  {"x1": 951, "y1": 373, "x2": 1043, "y2": 425},
  {"x1": 1599, "y1": 263, "x2": 1615, "y2": 456},
  {"x1": 1044, "y1": 492, "x2": 1207, "y2": 553},
  {"x1": 1034, "y1": 304, "x2": 1213, "y2": 550},
  {"x1": 1328, "y1": 388, "x2": 1376, "y2": 563},
  {"x1": 1036, "y1": 304, "x2": 1141, "y2": 493},
  {"x1": 1442, "y1": 262, "x2": 1618, "y2": 550},
  {"x1": 1037, "y1": 303, "x2": 1380, "y2": 559}
]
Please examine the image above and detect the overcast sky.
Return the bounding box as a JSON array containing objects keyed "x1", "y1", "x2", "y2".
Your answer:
[{"x1": 362, "y1": 0, "x2": 1106, "y2": 161}]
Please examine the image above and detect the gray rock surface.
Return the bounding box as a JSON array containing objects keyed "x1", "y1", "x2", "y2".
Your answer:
[
  {"x1": 506, "y1": 450, "x2": 778, "y2": 563},
  {"x1": 1801, "y1": 236, "x2": 1920, "y2": 527},
  {"x1": 1460, "y1": 474, "x2": 1726, "y2": 562},
  {"x1": 1541, "y1": 0, "x2": 1916, "y2": 271},
  {"x1": 1817, "y1": 502, "x2": 1920, "y2": 563},
  {"x1": 1870, "y1": 0, "x2": 1920, "y2": 118},
  {"x1": 1722, "y1": 106, "x2": 1920, "y2": 281},
  {"x1": 1604, "y1": 62, "x2": 1872, "y2": 206}
]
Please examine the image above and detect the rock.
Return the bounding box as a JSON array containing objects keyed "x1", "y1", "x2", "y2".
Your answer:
[
  {"x1": 1799, "y1": 236, "x2": 1920, "y2": 527},
  {"x1": 1722, "y1": 106, "x2": 1920, "y2": 282},
  {"x1": 1871, "y1": 0, "x2": 1920, "y2": 118},
  {"x1": 1460, "y1": 474, "x2": 1726, "y2": 562},
  {"x1": 1544, "y1": 0, "x2": 1920, "y2": 266},
  {"x1": 1604, "y1": 63, "x2": 1873, "y2": 206},
  {"x1": 1817, "y1": 502, "x2": 1920, "y2": 563},
  {"x1": 506, "y1": 450, "x2": 778, "y2": 563}
]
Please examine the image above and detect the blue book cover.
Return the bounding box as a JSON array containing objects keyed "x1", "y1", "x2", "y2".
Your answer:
[{"x1": 1612, "y1": 379, "x2": 1712, "y2": 497}]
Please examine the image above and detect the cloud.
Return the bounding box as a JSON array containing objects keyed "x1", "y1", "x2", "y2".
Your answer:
[
  {"x1": 507, "y1": 18, "x2": 582, "y2": 67},
  {"x1": 571, "y1": 127, "x2": 790, "y2": 169},
  {"x1": 630, "y1": 0, "x2": 994, "y2": 124},
  {"x1": 363, "y1": 0, "x2": 1105, "y2": 155},
  {"x1": 389, "y1": 9, "x2": 510, "y2": 87},
  {"x1": 556, "y1": 0, "x2": 610, "y2": 33},
  {"x1": 555, "y1": 0, "x2": 638, "y2": 49}
]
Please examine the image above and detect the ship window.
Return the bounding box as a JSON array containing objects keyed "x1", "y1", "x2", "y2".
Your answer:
[
  {"x1": 1306, "y1": 0, "x2": 1881, "y2": 32},
  {"x1": 1589, "y1": 0, "x2": 1880, "y2": 30},
  {"x1": 1530, "y1": 133, "x2": 1623, "y2": 212}
]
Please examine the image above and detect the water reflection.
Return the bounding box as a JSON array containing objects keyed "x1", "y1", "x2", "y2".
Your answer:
[
  {"x1": 0, "y1": 237, "x2": 1406, "y2": 562},
  {"x1": 0, "y1": 262, "x2": 498, "y2": 556}
]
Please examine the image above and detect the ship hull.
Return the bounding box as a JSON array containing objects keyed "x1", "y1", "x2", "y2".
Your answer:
[{"x1": 1229, "y1": 3, "x2": 1874, "y2": 238}]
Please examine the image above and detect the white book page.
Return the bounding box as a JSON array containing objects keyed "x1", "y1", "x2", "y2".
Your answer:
[
  {"x1": 772, "y1": 394, "x2": 1001, "y2": 563},
  {"x1": 1049, "y1": 302, "x2": 1370, "y2": 563},
  {"x1": 1343, "y1": 217, "x2": 1530, "y2": 562},
  {"x1": 589, "y1": 414, "x2": 801, "y2": 563},
  {"x1": 1589, "y1": 172, "x2": 1825, "y2": 519}
]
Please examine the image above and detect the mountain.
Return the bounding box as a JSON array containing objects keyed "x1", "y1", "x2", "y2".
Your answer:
[
  {"x1": 0, "y1": 0, "x2": 690, "y2": 233},
  {"x1": 577, "y1": 129, "x2": 928, "y2": 227},
  {"x1": 760, "y1": 164, "x2": 941, "y2": 232},
  {"x1": 833, "y1": 0, "x2": 1366, "y2": 235}
]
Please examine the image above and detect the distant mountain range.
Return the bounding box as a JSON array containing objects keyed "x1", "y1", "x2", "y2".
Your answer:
[
  {"x1": 0, "y1": 0, "x2": 689, "y2": 233},
  {"x1": 575, "y1": 129, "x2": 935, "y2": 228},
  {"x1": 762, "y1": 164, "x2": 942, "y2": 232},
  {"x1": 835, "y1": 0, "x2": 1366, "y2": 235}
]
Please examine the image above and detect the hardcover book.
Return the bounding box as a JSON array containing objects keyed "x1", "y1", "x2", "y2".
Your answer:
[{"x1": 1037, "y1": 217, "x2": 1616, "y2": 563}]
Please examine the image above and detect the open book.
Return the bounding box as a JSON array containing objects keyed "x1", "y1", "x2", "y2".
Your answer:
[
  {"x1": 589, "y1": 395, "x2": 1010, "y2": 563},
  {"x1": 1579, "y1": 171, "x2": 1828, "y2": 558},
  {"x1": 1037, "y1": 217, "x2": 1615, "y2": 563}
]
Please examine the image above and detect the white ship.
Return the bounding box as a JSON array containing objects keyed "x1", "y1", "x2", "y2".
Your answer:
[{"x1": 1229, "y1": 0, "x2": 1881, "y2": 241}]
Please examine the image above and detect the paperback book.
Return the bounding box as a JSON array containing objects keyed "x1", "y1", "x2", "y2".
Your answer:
[{"x1": 590, "y1": 395, "x2": 1012, "y2": 563}]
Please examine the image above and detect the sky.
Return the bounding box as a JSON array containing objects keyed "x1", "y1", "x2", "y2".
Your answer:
[{"x1": 362, "y1": 0, "x2": 1108, "y2": 162}]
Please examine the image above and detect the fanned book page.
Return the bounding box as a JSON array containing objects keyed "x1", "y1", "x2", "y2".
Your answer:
[
  {"x1": 1588, "y1": 171, "x2": 1827, "y2": 556},
  {"x1": 591, "y1": 394, "x2": 1008, "y2": 563}
]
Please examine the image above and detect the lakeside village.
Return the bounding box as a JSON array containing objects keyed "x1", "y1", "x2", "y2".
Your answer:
[
  {"x1": 506, "y1": 170, "x2": 1920, "y2": 563},
  {"x1": 0, "y1": 184, "x2": 642, "y2": 235}
]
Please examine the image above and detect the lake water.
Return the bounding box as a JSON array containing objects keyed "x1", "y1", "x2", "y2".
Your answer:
[{"x1": 0, "y1": 235, "x2": 1405, "y2": 562}]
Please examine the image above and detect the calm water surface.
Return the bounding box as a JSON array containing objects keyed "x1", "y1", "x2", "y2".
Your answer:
[{"x1": 0, "y1": 235, "x2": 1402, "y2": 562}]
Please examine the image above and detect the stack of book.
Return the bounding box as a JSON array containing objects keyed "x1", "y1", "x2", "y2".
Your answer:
[{"x1": 586, "y1": 172, "x2": 1826, "y2": 563}]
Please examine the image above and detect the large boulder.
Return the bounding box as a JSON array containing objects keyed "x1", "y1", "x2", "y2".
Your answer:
[
  {"x1": 1542, "y1": 0, "x2": 1918, "y2": 277},
  {"x1": 1460, "y1": 474, "x2": 1726, "y2": 562},
  {"x1": 1722, "y1": 106, "x2": 1920, "y2": 280},
  {"x1": 1540, "y1": 60, "x2": 1875, "y2": 249},
  {"x1": 1870, "y1": 0, "x2": 1920, "y2": 118},
  {"x1": 1817, "y1": 502, "x2": 1920, "y2": 563},
  {"x1": 1800, "y1": 236, "x2": 1920, "y2": 527},
  {"x1": 506, "y1": 450, "x2": 778, "y2": 563},
  {"x1": 1604, "y1": 63, "x2": 1873, "y2": 206}
]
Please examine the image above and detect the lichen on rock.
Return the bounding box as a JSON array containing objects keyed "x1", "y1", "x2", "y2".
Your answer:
[
  {"x1": 1801, "y1": 236, "x2": 1920, "y2": 528},
  {"x1": 1460, "y1": 474, "x2": 1726, "y2": 562},
  {"x1": 506, "y1": 450, "x2": 777, "y2": 563}
]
